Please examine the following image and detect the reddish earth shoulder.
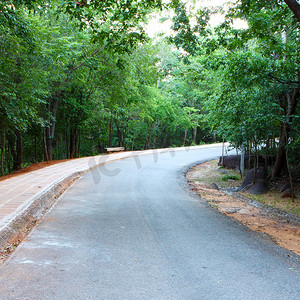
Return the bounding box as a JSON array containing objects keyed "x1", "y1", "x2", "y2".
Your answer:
[
  {"x1": 0, "y1": 159, "x2": 76, "y2": 182},
  {"x1": 187, "y1": 161, "x2": 300, "y2": 256}
]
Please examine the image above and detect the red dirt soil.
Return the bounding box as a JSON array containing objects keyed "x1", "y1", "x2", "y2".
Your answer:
[
  {"x1": 187, "y1": 161, "x2": 300, "y2": 256},
  {"x1": 0, "y1": 159, "x2": 76, "y2": 182}
]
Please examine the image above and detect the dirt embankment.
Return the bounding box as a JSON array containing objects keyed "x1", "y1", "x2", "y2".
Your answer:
[{"x1": 187, "y1": 160, "x2": 300, "y2": 256}]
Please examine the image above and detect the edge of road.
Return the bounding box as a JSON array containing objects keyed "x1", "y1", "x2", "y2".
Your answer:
[
  {"x1": 0, "y1": 171, "x2": 82, "y2": 256},
  {"x1": 0, "y1": 144, "x2": 226, "y2": 257},
  {"x1": 182, "y1": 159, "x2": 300, "y2": 227}
]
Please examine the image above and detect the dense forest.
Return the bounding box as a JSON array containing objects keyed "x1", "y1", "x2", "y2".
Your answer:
[{"x1": 0, "y1": 0, "x2": 299, "y2": 179}]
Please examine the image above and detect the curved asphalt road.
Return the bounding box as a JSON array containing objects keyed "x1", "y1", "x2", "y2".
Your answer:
[{"x1": 0, "y1": 146, "x2": 299, "y2": 300}]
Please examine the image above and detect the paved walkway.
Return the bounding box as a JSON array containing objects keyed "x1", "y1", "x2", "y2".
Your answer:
[{"x1": 0, "y1": 144, "x2": 225, "y2": 251}]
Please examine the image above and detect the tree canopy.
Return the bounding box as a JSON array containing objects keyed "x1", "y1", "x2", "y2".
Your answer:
[{"x1": 0, "y1": 0, "x2": 299, "y2": 180}]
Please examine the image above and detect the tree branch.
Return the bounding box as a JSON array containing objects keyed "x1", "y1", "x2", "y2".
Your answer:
[
  {"x1": 284, "y1": 0, "x2": 300, "y2": 22},
  {"x1": 268, "y1": 73, "x2": 300, "y2": 85},
  {"x1": 71, "y1": 46, "x2": 105, "y2": 72}
]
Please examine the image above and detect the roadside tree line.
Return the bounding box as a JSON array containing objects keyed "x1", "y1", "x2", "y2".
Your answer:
[
  {"x1": 1, "y1": 0, "x2": 299, "y2": 180},
  {"x1": 169, "y1": 0, "x2": 300, "y2": 178},
  {"x1": 0, "y1": 0, "x2": 209, "y2": 174}
]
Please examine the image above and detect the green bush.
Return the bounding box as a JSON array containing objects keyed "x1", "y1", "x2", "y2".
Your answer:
[{"x1": 221, "y1": 175, "x2": 239, "y2": 181}]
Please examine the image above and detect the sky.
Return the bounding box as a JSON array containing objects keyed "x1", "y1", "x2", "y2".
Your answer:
[
  {"x1": 145, "y1": 0, "x2": 247, "y2": 37},
  {"x1": 199, "y1": 0, "x2": 229, "y2": 6}
]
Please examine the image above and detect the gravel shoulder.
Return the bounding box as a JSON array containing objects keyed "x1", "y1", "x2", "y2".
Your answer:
[{"x1": 186, "y1": 160, "x2": 300, "y2": 256}]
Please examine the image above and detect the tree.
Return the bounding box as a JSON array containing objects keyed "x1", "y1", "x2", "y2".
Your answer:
[
  {"x1": 0, "y1": 7, "x2": 46, "y2": 170},
  {"x1": 233, "y1": 1, "x2": 300, "y2": 176},
  {"x1": 39, "y1": 0, "x2": 169, "y2": 160}
]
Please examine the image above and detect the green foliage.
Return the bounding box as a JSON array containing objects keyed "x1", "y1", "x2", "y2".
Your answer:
[
  {"x1": 170, "y1": 2, "x2": 198, "y2": 55},
  {"x1": 0, "y1": 12, "x2": 45, "y2": 132},
  {"x1": 221, "y1": 175, "x2": 239, "y2": 181},
  {"x1": 1, "y1": 0, "x2": 298, "y2": 177},
  {"x1": 58, "y1": 0, "x2": 164, "y2": 53},
  {"x1": 195, "y1": 0, "x2": 300, "y2": 174}
]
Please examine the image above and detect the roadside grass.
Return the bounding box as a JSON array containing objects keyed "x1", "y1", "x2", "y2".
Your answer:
[
  {"x1": 188, "y1": 159, "x2": 300, "y2": 216},
  {"x1": 188, "y1": 159, "x2": 243, "y2": 189},
  {"x1": 249, "y1": 194, "x2": 300, "y2": 216}
]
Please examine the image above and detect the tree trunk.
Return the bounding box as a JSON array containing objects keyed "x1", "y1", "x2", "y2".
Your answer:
[
  {"x1": 34, "y1": 130, "x2": 37, "y2": 162},
  {"x1": 45, "y1": 97, "x2": 59, "y2": 161},
  {"x1": 152, "y1": 122, "x2": 158, "y2": 149},
  {"x1": 193, "y1": 126, "x2": 197, "y2": 144},
  {"x1": 272, "y1": 123, "x2": 288, "y2": 177},
  {"x1": 45, "y1": 126, "x2": 53, "y2": 161},
  {"x1": 284, "y1": 123, "x2": 295, "y2": 202},
  {"x1": 253, "y1": 152, "x2": 257, "y2": 183},
  {"x1": 183, "y1": 130, "x2": 187, "y2": 146},
  {"x1": 0, "y1": 133, "x2": 5, "y2": 176},
  {"x1": 221, "y1": 138, "x2": 225, "y2": 167},
  {"x1": 43, "y1": 128, "x2": 49, "y2": 163},
  {"x1": 144, "y1": 135, "x2": 150, "y2": 150},
  {"x1": 7, "y1": 133, "x2": 16, "y2": 170},
  {"x1": 70, "y1": 127, "x2": 76, "y2": 159},
  {"x1": 7, "y1": 130, "x2": 22, "y2": 170},
  {"x1": 98, "y1": 129, "x2": 104, "y2": 153},
  {"x1": 15, "y1": 129, "x2": 22, "y2": 170},
  {"x1": 108, "y1": 115, "x2": 113, "y2": 147},
  {"x1": 65, "y1": 120, "x2": 69, "y2": 159},
  {"x1": 265, "y1": 139, "x2": 269, "y2": 168},
  {"x1": 273, "y1": 88, "x2": 299, "y2": 177},
  {"x1": 77, "y1": 131, "x2": 81, "y2": 157},
  {"x1": 248, "y1": 141, "x2": 251, "y2": 169},
  {"x1": 284, "y1": 0, "x2": 300, "y2": 22},
  {"x1": 115, "y1": 120, "x2": 122, "y2": 147},
  {"x1": 71, "y1": 127, "x2": 79, "y2": 159}
]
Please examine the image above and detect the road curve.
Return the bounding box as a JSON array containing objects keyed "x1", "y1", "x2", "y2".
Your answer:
[{"x1": 0, "y1": 146, "x2": 299, "y2": 299}]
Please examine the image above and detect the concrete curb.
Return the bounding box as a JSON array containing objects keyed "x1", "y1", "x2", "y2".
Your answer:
[
  {"x1": 0, "y1": 154, "x2": 132, "y2": 253},
  {"x1": 0, "y1": 171, "x2": 83, "y2": 253}
]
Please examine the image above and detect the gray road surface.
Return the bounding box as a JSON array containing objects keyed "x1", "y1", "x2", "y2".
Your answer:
[{"x1": 0, "y1": 146, "x2": 299, "y2": 300}]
